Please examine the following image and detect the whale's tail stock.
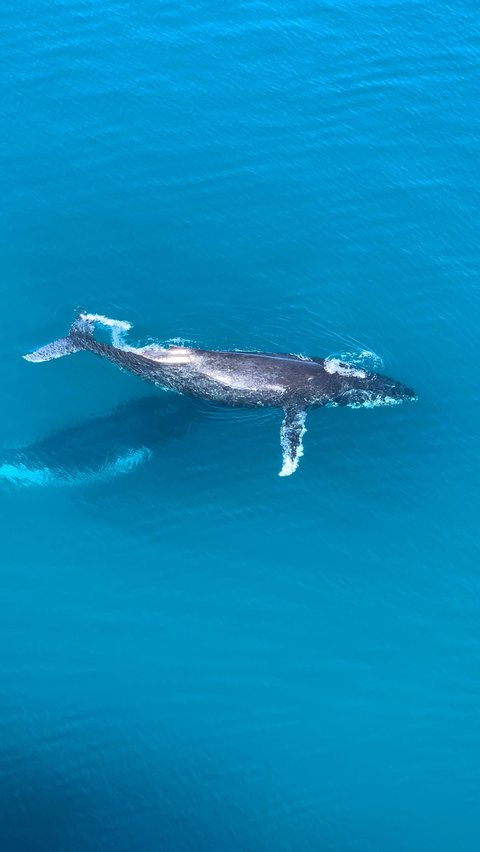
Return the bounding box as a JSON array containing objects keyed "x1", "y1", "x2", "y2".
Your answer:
[{"x1": 23, "y1": 313, "x2": 131, "y2": 362}]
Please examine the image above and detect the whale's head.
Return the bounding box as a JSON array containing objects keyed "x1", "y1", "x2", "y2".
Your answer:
[
  {"x1": 324, "y1": 360, "x2": 417, "y2": 408},
  {"x1": 350, "y1": 378, "x2": 416, "y2": 407},
  {"x1": 342, "y1": 374, "x2": 417, "y2": 408}
]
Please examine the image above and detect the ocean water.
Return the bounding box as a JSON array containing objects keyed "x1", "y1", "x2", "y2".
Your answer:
[{"x1": 1, "y1": 1, "x2": 479, "y2": 849}]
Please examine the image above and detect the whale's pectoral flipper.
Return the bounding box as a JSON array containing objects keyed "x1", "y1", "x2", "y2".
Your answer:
[{"x1": 279, "y1": 407, "x2": 307, "y2": 477}]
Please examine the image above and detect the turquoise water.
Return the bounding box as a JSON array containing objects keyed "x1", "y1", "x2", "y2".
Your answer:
[{"x1": 1, "y1": 1, "x2": 479, "y2": 849}]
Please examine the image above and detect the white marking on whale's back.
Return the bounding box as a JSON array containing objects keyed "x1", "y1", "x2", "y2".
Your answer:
[
  {"x1": 130, "y1": 345, "x2": 195, "y2": 365},
  {"x1": 205, "y1": 368, "x2": 284, "y2": 393}
]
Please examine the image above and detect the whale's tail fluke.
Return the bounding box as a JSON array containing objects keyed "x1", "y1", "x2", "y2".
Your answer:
[
  {"x1": 23, "y1": 313, "x2": 132, "y2": 363},
  {"x1": 23, "y1": 314, "x2": 95, "y2": 362}
]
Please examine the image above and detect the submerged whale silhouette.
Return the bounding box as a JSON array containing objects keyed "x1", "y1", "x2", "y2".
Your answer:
[
  {"x1": 0, "y1": 396, "x2": 199, "y2": 488},
  {"x1": 23, "y1": 312, "x2": 416, "y2": 476}
]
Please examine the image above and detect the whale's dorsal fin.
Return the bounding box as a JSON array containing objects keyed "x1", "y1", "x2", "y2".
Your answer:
[{"x1": 279, "y1": 407, "x2": 307, "y2": 477}]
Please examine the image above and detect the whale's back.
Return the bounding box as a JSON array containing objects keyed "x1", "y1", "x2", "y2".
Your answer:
[{"x1": 187, "y1": 349, "x2": 333, "y2": 406}]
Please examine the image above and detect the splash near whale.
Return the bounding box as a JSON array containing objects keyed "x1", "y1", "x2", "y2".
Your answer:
[{"x1": 23, "y1": 313, "x2": 417, "y2": 477}]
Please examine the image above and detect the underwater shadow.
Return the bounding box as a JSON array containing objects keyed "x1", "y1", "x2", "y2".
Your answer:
[
  {"x1": 0, "y1": 741, "x2": 350, "y2": 852},
  {"x1": 0, "y1": 395, "x2": 202, "y2": 489}
]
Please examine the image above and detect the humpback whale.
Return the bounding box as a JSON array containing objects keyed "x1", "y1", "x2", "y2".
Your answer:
[
  {"x1": 0, "y1": 396, "x2": 198, "y2": 488},
  {"x1": 24, "y1": 313, "x2": 416, "y2": 476}
]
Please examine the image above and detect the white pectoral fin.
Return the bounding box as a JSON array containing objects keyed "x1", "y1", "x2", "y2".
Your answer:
[{"x1": 279, "y1": 407, "x2": 307, "y2": 477}]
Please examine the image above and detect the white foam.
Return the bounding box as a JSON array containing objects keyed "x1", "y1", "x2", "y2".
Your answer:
[
  {"x1": 357, "y1": 349, "x2": 383, "y2": 370},
  {"x1": 325, "y1": 349, "x2": 384, "y2": 374},
  {"x1": 80, "y1": 312, "x2": 132, "y2": 331},
  {"x1": 80, "y1": 312, "x2": 132, "y2": 347},
  {"x1": 324, "y1": 358, "x2": 367, "y2": 378}
]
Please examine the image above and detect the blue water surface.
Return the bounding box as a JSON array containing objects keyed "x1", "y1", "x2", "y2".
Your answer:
[{"x1": 1, "y1": 1, "x2": 479, "y2": 850}]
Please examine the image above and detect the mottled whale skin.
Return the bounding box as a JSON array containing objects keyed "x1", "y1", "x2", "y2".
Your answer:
[{"x1": 24, "y1": 313, "x2": 416, "y2": 476}]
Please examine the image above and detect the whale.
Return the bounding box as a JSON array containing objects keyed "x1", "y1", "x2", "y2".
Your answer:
[
  {"x1": 23, "y1": 312, "x2": 417, "y2": 476},
  {"x1": 0, "y1": 395, "x2": 199, "y2": 488}
]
